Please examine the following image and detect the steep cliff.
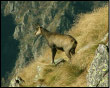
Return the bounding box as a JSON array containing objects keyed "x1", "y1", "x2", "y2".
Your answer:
[{"x1": 1, "y1": 1, "x2": 108, "y2": 87}]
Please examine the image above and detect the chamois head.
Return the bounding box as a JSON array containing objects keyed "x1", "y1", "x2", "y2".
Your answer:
[
  {"x1": 35, "y1": 25, "x2": 42, "y2": 36},
  {"x1": 33, "y1": 23, "x2": 42, "y2": 36}
]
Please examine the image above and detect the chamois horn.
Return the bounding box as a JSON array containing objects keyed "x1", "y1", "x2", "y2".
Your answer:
[{"x1": 33, "y1": 23, "x2": 41, "y2": 30}]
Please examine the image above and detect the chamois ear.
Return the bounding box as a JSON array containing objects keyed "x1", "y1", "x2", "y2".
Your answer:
[
  {"x1": 35, "y1": 26, "x2": 41, "y2": 36},
  {"x1": 32, "y1": 23, "x2": 40, "y2": 31},
  {"x1": 36, "y1": 23, "x2": 41, "y2": 27},
  {"x1": 32, "y1": 23, "x2": 39, "y2": 27},
  {"x1": 35, "y1": 23, "x2": 41, "y2": 29}
]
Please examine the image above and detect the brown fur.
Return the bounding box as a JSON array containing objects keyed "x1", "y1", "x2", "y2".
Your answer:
[{"x1": 35, "y1": 26, "x2": 77, "y2": 64}]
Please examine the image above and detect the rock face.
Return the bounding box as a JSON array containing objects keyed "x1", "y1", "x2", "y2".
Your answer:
[{"x1": 87, "y1": 44, "x2": 108, "y2": 87}]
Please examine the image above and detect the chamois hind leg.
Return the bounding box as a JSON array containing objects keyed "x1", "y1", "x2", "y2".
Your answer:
[
  {"x1": 70, "y1": 47, "x2": 75, "y2": 55},
  {"x1": 70, "y1": 41, "x2": 77, "y2": 55},
  {"x1": 51, "y1": 48, "x2": 57, "y2": 64},
  {"x1": 64, "y1": 49, "x2": 72, "y2": 63}
]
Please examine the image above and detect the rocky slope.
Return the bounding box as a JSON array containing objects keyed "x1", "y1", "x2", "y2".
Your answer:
[{"x1": 1, "y1": 1, "x2": 108, "y2": 87}]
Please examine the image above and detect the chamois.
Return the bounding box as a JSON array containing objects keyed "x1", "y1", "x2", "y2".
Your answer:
[{"x1": 34, "y1": 24, "x2": 77, "y2": 64}]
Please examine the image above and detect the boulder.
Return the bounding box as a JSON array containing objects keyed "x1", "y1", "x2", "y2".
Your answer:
[
  {"x1": 9, "y1": 76, "x2": 24, "y2": 87},
  {"x1": 87, "y1": 44, "x2": 108, "y2": 87}
]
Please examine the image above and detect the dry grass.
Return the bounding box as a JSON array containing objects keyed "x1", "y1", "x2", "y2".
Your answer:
[
  {"x1": 69, "y1": 5, "x2": 108, "y2": 67},
  {"x1": 42, "y1": 63, "x2": 85, "y2": 87},
  {"x1": 17, "y1": 59, "x2": 38, "y2": 87},
  {"x1": 17, "y1": 5, "x2": 108, "y2": 87},
  {"x1": 68, "y1": 5, "x2": 108, "y2": 50}
]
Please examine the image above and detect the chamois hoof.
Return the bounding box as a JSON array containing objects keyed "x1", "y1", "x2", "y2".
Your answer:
[{"x1": 68, "y1": 60, "x2": 72, "y2": 65}]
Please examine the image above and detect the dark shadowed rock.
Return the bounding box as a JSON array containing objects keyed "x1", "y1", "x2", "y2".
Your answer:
[{"x1": 9, "y1": 76, "x2": 24, "y2": 87}]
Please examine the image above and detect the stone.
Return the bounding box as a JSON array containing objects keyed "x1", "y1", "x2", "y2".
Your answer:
[
  {"x1": 9, "y1": 76, "x2": 25, "y2": 87},
  {"x1": 87, "y1": 44, "x2": 108, "y2": 87},
  {"x1": 98, "y1": 73, "x2": 108, "y2": 87},
  {"x1": 34, "y1": 65, "x2": 44, "y2": 82},
  {"x1": 54, "y1": 58, "x2": 66, "y2": 65},
  {"x1": 101, "y1": 33, "x2": 108, "y2": 43}
]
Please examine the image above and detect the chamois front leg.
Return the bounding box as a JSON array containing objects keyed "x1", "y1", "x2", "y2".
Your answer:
[{"x1": 51, "y1": 47, "x2": 57, "y2": 64}]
